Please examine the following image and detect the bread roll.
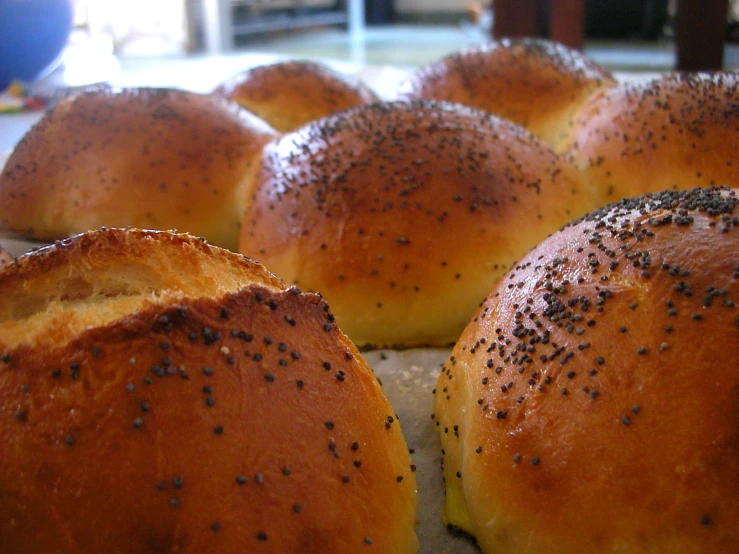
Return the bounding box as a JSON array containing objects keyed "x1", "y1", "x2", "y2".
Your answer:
[
  {"x1": 213, "y1": 60, "x2": 379, "y2": 133},
  {"x1": 434, "y1": 187, "x2": 739, "y2": 553},
  {"x1": 0, "y1": 245, "x2": 11, "y2": 268},
  {"x1": 397, "y1": 38, "x2": 616, "y2": 149},
  {"x1": 0, "y1": 88, "x2": 279, "y2": 250},
  {"x1": 239, "y1": 100, "x2": 594, "y2": 349},
  {"x1": 562, "y1": 72, "x2": 739, "y2": 205},
  {"x1": 0, "y1": 228, "x2": 418, "y2": 553}
]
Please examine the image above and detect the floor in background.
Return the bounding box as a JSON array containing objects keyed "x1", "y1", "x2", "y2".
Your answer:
[
  {"x1": 226, "y1": 24, "x2": 703, "y2": 71},
  {"x1": 32, "y1": 24, "x2": 739, "y2": 96}
]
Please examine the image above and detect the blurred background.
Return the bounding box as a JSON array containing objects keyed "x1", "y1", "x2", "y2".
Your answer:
[{"x1": 2, "y1": 1, "x2": 738, "y2": 98}]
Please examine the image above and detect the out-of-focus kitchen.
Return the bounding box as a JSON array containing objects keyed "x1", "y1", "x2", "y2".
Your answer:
[{"x1": 1, "y1": 0, "x2": 738, "y2": 152}]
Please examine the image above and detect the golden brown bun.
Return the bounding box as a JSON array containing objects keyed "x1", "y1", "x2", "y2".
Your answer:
[
  {"x1": 434, "y1": 187, "x2": 739, "y2": 553},
  {"x1": 213, "y1": 60, "x2": 379, "y2": 133},
  {"x1": 0, "y1": 245, "x2": 11, "y2": 268},
  {"x1": 562, "y1": 72, "x2": 739, "y2": 205},
  {"x1": 239, "y1": 100, "x2": 594, "y2": 349},
  {"x1": 397, "y1": 38, "x2": 616, "y2": 149},
  {"x1": 0, "y1": 88, "x2": 279, "y2": 250},
  {"x1": 0, "y1": 228, "x2": 418, "y2": 554}
]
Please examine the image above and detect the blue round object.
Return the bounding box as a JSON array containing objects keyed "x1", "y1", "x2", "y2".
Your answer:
[{"x1": 0, "y1": 0, "x2": 74, "y2": 90}]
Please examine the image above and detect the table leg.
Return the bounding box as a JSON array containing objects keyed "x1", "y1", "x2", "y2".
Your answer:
[
  {"x1": 675, "y1": 0, "x2": 728, "y2": 70},
  {"x1": 492, "y1": 0, "x2": 543, "y2": 38},
  {"x1": 550, "y1": 0, "x2": 585, "y2": 49}
]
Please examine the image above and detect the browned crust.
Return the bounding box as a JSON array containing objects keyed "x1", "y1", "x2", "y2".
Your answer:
[
  {"x1": 562, "y1": 72, "x2": 739, "y2": 205},
  {"x1": 398, "y1": 38, "x2": 616, "y2": 149},
  {"x1": 435, "y1": 187, "x2": 739, "y2": 554},
  {"x1": 0, "y1": 228, "x2": 418, "y2": 553},
  {"x1": 239, "y1": 100, "x2": 594, "y2": 349},
  {"x1": 0, "y1": 88, "x2": 279, "y2": 250},
  {"x1": 213, "y1": 60, "x2": 379, "y2": 133}
]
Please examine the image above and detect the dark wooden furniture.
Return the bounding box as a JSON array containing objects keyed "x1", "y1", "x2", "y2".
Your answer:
[{"x1": 492, "y1": 0, "x2": 729, "y2": 70}]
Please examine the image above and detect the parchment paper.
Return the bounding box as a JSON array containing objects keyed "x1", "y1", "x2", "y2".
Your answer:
[{"x1": 364, "y1": 348, "x2": 480, "y2": 553}]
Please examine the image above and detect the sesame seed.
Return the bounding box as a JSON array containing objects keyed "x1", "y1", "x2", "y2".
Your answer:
[
  {"x1": 211, "y1": 522, "x2": 221, "y2": 532},
  {"x1": 622, "y1": 416, "x2": 632, "y2": 426},
  {"x1": 214, "y1": 425, "x2": 224, "y2": 435},
  {"x1": 236, "y1": 475, "x2": 247, "y2": 485},
  {"x1": 293, "y1": 504, "x2": 302, "y2": 513},
  {"x1": 257, "y1": 531, "x2": 268, "y2": 541},
  {"x1": 255, "y1": 473, "x2": 264, "y2": 484},
  {"x1": 531, "y1": 456, "x2": 540, "y2": 466},
  {"x1": 132, "y1": 418, "x2": 144, "y2": 429}
]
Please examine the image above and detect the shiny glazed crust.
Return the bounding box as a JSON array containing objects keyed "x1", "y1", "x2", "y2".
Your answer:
[
  {"x1": 434, "y1": 187, "x2": 739, "y2": 553},
  {"x1": 213, "y1": 60, "x2": 379, "y2": 132},
  {"x1": 562, "y1": 72, "x2": 739, "y2": 205},
  {"x1": 0, "y1": 228, "x2": 418, "y2": 553},
  {"x1": 239, "y1": 100, "x2": 594, "y2": 349},
  {"x1": 0, "y1": 88, "x2": 279, "y2": 250},
  {"x1": 398, "y1": 38, "x2": 616, "y2": 150}
]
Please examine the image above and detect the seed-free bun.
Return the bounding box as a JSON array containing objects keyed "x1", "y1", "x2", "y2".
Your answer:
[
  {"x1": 0, "y1": 88, "x2": 279, "y2": 250},
  {"x1": 0, "y1": 228, "x2": 418, "y2": 553},
  {"x1": 213, "y1": 60, "x2": 379, "y2": 133},
  {"x1": 397, "y1": 39, "x2": 616, "y2": 149},
  {"x1": 239, "y1": 100, "x2": 593, "y2": 349},
  {"x1": 434, "y1": 187, "x2": 739, "y2": 554},
  {"x1": 562, "y1": 72, "x2": 739, "y2": 205}
]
